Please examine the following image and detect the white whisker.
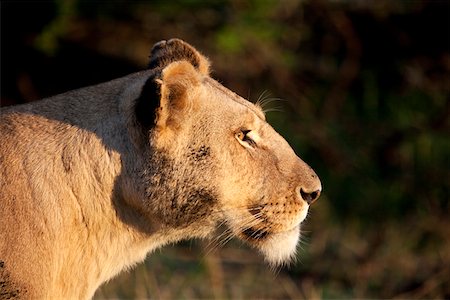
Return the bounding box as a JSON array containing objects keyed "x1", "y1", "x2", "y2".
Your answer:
[{"x1": 254, "y1": 91, "x2": 286, "y2": 115}]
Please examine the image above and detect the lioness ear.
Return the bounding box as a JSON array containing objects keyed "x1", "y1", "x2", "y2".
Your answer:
[
  {"x1": 156, "y1": 61, "x2": 201, "y2": 130},
  {"x1": 134, "y1": 39, "x2": 207, "y2": 131},
  {"x1": 148, "y1": 38, "x2": 210, "y2": 75}
]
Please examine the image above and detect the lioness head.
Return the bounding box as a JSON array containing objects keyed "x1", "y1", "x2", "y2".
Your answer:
[{"x1": 127, "y1": 39, "x2": 321, "y2": 266}]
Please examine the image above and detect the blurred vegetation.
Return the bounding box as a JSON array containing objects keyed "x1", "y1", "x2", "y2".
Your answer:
[{"x1": 1, "y1": 0, "x2": 448, "y2": 298}]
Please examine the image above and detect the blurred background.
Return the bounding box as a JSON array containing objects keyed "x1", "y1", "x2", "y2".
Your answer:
[{"x1": 1, "y1": 0, "x2": 449, "y2": 298}]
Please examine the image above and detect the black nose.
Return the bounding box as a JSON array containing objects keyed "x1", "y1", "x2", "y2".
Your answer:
[{"x1": 300, "y1": 188, "x2": 321, "y2": 205}]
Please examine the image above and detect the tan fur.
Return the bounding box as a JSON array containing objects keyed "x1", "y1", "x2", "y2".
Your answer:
[{"x1": 0, "y1": 39, "x2": 321, "y2": 299}]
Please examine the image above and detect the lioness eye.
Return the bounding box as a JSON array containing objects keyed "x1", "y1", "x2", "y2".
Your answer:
[{"x1": 236, "y1": 129, "x2": 256, "y2": 147}]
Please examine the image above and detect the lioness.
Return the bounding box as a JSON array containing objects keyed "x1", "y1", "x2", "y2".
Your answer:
[{"x1": 0, "y1": 39, "x2": 321, "y2": 299}]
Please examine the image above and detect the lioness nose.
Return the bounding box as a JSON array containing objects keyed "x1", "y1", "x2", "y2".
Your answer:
[{"x1": 300, "y1": 188, "x2": 321, "y2": 205}]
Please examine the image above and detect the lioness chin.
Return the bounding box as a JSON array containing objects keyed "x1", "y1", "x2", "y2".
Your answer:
[{"x1": 0, "y1": 39, "x2": 321, "y2": 299}]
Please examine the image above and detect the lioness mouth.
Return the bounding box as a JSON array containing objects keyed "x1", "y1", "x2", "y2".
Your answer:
[{"x1": 241, "y1": 227, "x2": 270, "y2": 240}]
